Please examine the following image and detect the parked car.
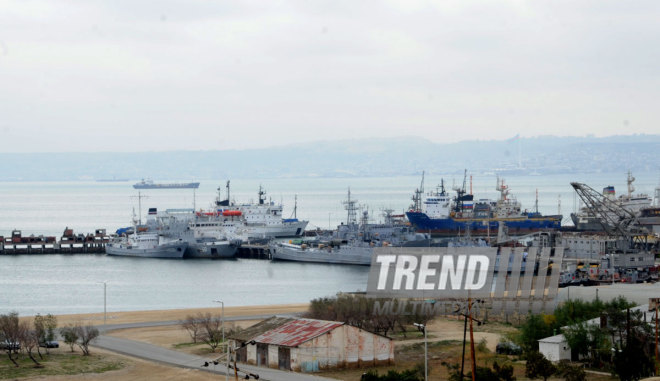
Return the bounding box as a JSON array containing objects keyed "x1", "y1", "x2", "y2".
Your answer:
[
  {"x1": 496, "y1": 341, "x2": 521, "y2": 355},
  {"x1": 0, "y1": 341, "x2": 20, "y2": 350},
  {"x1": 39, "y1": 340, "x2": 59, "y2": 348}
]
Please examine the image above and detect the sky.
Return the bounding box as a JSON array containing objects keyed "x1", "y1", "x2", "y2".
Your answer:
[{"x1": 1, "y1": 0, "x2": 659, "y2": 152}]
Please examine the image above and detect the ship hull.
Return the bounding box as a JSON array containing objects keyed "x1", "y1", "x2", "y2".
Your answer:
[
  {"x1": 569, "y1": 213, "x2": 606, "y2": 231},
  {"x1": 270, "y1": 243, "x2": 373, "y2": 265},
  {"x1": 133, "y1": 182, "x2": 200, "y2": 189},
  {"x1": 187, "y1": 241, "x2": 238, "y2": 259},
  {"x1": 246, "y1": 220, "x2": 309, "y2": 241},
  {"x1": 105, "y1": 241, "x2": 188, "y2": 258},
  {"x1": 406, "y1": 212, "x2": 562, "y2": 237}
]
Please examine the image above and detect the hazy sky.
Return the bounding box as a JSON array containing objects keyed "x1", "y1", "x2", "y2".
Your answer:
[{"x1": 1, "y1": 1, "x2": 658, "y2": 152}]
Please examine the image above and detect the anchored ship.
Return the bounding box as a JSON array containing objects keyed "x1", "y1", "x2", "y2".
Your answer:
[
  {"x1": 406, "y1": 173, "x2": 562, "y2": 237},
  {"x1": 144, "y1": 208, "x2": 242, "y2": 259},
  {"x1": 133, "y1": 179, "x2": 200, "y2": 189},
  {"x1": 214, "y1": 181, "x2": 308, "y2": 241}
]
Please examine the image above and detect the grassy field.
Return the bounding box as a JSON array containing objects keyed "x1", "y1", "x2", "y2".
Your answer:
[{"x1": 0, "y1": 350, "x2": 124, "y2": 379}]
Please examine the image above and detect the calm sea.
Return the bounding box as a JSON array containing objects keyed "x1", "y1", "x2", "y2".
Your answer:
[{"x1": 0, "y1": 172, "x2": 657, "y2": 315}]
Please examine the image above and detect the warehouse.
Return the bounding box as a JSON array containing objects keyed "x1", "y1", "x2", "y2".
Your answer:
[{"x1": 229, "y1": 317, "x2": 394, "y2": 372}]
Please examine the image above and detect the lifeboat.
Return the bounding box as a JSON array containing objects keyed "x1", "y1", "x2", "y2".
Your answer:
[{"x1": 222, "y1": 210, "x2": 242, "y2": 217}]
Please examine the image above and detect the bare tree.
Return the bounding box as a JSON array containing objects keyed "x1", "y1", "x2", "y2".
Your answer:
[
  {"x1": 20, "y1": 323, "x2": 43, "y2": 368},
  {"x1": 59, "y1": 325, "x2": 79, "y2": 352},
  {"x1": 73, "y1": 324, "x2": 99, "y2": 356},
  {"x1": 197, "y1": 313, "x2": 223, "y2": 352},
  {"x1": 179, "y1": 314, "x2": 202, "y2": 343},
  {"x1": 0, "y1": 312, "x2": 22, "y2": 367}
]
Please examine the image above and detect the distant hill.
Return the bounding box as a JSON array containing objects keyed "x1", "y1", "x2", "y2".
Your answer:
[{"x1": 2, "y1": 135, "x2": 659, "y2": 180}]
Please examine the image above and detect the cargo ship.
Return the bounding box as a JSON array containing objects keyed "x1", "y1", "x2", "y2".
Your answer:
[
  {"x1": 405, "y1": 175, "x2": 562, "y2": 237},
  {"x1": 133, "y1": 179, "x2": 200, "y2": 189}
]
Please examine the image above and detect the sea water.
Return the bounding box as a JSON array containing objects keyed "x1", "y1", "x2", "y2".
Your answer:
[{"x1": 0, "y1": 172, "x2": 657, "y2": 315}]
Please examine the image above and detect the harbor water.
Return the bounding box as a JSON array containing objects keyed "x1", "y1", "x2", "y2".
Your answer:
[{"x1": 0, "y1": 172, "x2": 658, "y2": 315}]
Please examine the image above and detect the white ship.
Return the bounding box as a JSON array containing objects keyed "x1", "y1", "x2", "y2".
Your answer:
[{"x1": 214, "y1": 181, "x2": 308, "y2": 241}]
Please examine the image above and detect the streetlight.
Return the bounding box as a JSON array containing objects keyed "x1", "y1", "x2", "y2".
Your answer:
[
  {"x1": 414, "y1": 323, "x2": 427, "y2": 381},
  {"x1": 213, "y1": 300, "x2": 227, "y2": 381}
]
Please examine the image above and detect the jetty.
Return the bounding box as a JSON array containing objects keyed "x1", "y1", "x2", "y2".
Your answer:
[{"x1": 0, "y1": 228, "x2": 108, "y2": 255}]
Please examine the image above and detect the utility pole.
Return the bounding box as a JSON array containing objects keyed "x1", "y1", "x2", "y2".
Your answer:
[
  {"x1": 460, "y1": 312, "x2": 468, "y2": 380},
  {"x1": 414, "y1": 323, "x2": 428, "y2": 381},
  {"x1": 213, "y1": 300, "x2": 227, "y2": 381},
  {"x1": 655, "y1": 300, "x2": 658, "y2": 376},
  {"x1": 469, "y1": 298, "x2": 477, "y2": 381}
]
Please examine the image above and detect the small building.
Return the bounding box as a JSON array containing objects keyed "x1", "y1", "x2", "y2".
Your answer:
[
  {"x1": 538, "y1": 334, "x2": 571, "y2": 362},
  {"x1": 229, "y1": 317, "x2": 394, "y2": 372}
]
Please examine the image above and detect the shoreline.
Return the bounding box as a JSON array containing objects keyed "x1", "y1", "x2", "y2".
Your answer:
[{"x1": 21, "y1": 303, "x2": 309, "y2": 326}]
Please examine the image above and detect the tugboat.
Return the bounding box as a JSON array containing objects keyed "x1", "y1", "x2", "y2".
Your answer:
[{"x1": 106, "y1": 213, "x2": 188, "y2": 259}]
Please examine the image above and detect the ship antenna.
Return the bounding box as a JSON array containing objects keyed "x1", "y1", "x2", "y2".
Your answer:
[{"x1": 227, "y1": 180, "x2": 231, "y2": 206}]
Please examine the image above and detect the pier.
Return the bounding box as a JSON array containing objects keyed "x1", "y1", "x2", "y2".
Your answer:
[
  {"x1": 0, "y1": 228, "x2": 109, "y2": 255},
  {"x1": 236, "y1": 244, "x2": 271, "y2": 259}
]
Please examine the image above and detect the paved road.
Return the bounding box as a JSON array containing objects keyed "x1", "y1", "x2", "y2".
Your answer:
[{"x1": 92, "y1": 313, "x2": 338, "y2": 381}]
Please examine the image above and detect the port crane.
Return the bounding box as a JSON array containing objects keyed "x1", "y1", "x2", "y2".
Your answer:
[{"x1": 570, "y1": 181, "x2": 649, "y2": 247}]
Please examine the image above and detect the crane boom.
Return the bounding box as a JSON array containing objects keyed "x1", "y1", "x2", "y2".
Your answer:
[{"x1": 570, "y1": 182, "x2": 646, "y2": 237}]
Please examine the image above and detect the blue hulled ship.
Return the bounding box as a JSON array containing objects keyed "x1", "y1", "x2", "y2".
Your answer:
[{"x1": 405, "y1": 175, "x2": 562, "y2": 237}]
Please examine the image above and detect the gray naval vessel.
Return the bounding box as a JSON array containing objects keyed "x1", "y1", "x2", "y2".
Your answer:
[
  {"x1": 105, "y1": 232, "x2": 188, "y2": 259},
  {"x1": 145, "y1": 210, "x2": 241, "y2": 259},
  {"x1": 269, "y1": 190, "x2": 430, "y2": 265},
  {"x1": 107, "y1": 209, "x2": 241, "y2": 259}
]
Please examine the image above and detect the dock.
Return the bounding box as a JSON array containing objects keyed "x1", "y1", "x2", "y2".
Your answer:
[
  {"x1": 0, "y1": 228, "x2": 109, "y2": 255},
  {"x1": 236, "y1": 244, "x2": 271, "y2": 259}
]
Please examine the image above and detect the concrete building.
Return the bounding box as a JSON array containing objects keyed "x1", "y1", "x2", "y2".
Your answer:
[
  {"x1": 538, "y1": 334, "x2": 571, "y2": 362},
  {"x1": 229, "y1": 317, "x2": 394, "y2": 372}
]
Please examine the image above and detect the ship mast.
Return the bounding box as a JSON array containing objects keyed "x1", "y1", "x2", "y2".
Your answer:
[
  {"x1": 343, "y1": 188, "x2": 358, "y2": 225},
  {"x1": 453, "y1": 169, "x2": 468, "y2": 213},
  {"x1": 535, "y1": 188, "x2": 539, "y2": 214},
  {"x1": 130, "y1": 191, "x2": 149, "y2": 225},
  {"x1": 627, "y1": 171, "x2": 635, "y2": 198},
  {"x1": 411, "y1": 171, "x2": 425, "y2": 212}
]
